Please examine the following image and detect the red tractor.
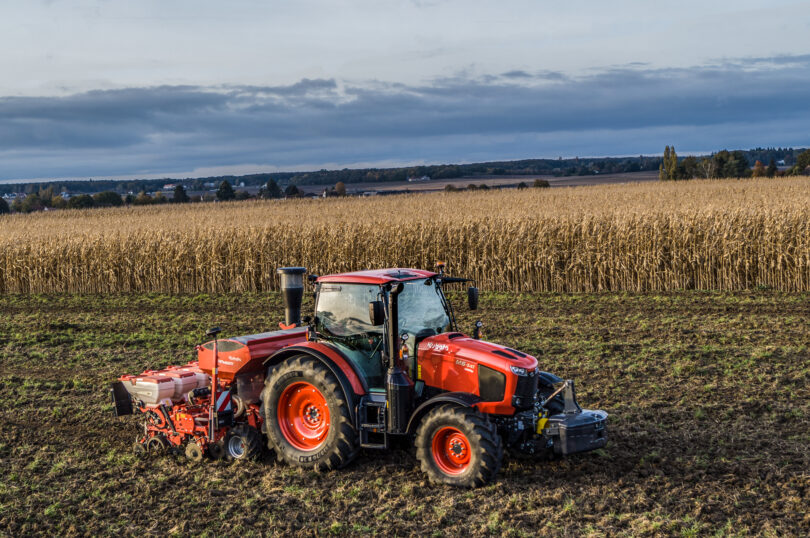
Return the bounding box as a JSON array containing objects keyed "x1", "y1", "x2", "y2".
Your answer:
[{"x1": 111, "y1": 266, "x2": 607, "y2": 486}]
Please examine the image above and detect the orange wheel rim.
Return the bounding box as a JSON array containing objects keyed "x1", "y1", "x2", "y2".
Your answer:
[
  {"x1": 277, "y1": 382, "x2": 330, "y2": 451},
  {"x1": 431, "y1": 427, "x2": 471, "y2": 474}
]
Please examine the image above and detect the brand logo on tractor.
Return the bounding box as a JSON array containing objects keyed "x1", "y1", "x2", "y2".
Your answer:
[{"x1": 426, "y1": 342, "x2": 449, "y2": 353}]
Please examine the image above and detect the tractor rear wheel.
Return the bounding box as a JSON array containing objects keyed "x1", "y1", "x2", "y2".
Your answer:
[
  {"x1": 415, "y1": 404, "x2": 503, "y2": 487},
  {"x1": 263, "y1": 355, "x2": 358, "y2": 471},
  {"x1": 225, "y1": 424, "x2": 262, "y2": 461}
]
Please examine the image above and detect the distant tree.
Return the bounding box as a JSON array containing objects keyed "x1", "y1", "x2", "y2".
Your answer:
[
  {"x1": 38, "y1": 186, "x2": 55, "y2": 205},
  {"x1": 697, "y1": 157, "x2": 716, "y2": 179},
  {"x1": 533, "y1": 179, "x2": 550, "y2": 188},
  {"x1": 67, "y1": 194, "x2": 95, "y2": 210},
  {"x1": 722, "y1": 150, "x2": 750, "y2": 178},
  {"x1": 517, "y1": 182, "x2": 528, "y2": 189},
  {"x1": 133, "y1": 191, "x2": 153, "y2": 205},
  {"x1": 334, "y1": 181, "x2": 346, "y2": 196},
  {"x1": 679, "y1": 156, "x2": 699, "y2": 179},
  {"x1": 173, "y1": 185, "x2": 190, "y2": 203},
  {"x1": 751, "y1": 160, "x2": 766, "y2": 178},
  {"x1": 467, "y1": 183, "x2": 478, "y2": 190},
  {"x1": 93, "y1": 191, "x2": 124, "y2": 207},
  {"x1": 264, "y1": 179, "x2": 282, "y2": 199},
  {"x1": 153, "y1": 191, "x2": 168, "y2": 204},
  {"x1": 794, "y1": 149, "x2": 810, "y2": 175},
  {"x1": 235, "y1": 190, "x2": 251, "y2": 200},
  {"x1": 124, "y1": 194, "x2": 135, "y2": 205},
  {"x1": 50, "y1": 196, "x2": 67, "y2": 209},
  {"x1": 444, "y1": 184, "x2": 459, "y2": 192},
  {"x1": 659, "y1": 146, "x2": 669, "y2": 180},
  {"x1": 216, "y1": 181, "x2": 235, "y2": 201},
  {"x1": 766, "y1": 159, "x2": 778, "y2": 178},
  {"x1": 284, "y1": 184, "x2": 300, "y2": 197},
  {"x1": 659, "y1": 145, "x2": 679, "y2": 180},
  {"x1": 0, "y1": 197, "x2": 9, "y2": 214}
]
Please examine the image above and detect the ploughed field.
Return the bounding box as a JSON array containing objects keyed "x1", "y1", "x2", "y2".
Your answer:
[{"x1": 0, "y1": 291, "x2": 807, "y2": 536}]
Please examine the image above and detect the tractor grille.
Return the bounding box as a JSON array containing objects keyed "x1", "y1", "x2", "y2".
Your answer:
[{"x1": 512, "y1": 370, "x2": 538, "y2": 410}]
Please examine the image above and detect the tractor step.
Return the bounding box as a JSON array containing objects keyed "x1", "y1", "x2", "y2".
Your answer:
[{"x1": 359, "y1": 395, "x2": 388, "y2": 449}]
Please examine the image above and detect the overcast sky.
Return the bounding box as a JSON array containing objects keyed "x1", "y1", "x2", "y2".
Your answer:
[{"x1": 1, "y1": 0, "x2": 809, "y2": 181}]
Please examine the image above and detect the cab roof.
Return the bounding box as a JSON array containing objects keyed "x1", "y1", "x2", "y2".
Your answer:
[{"x1": 317, "y1": 268, "x2": 437, "y2": 285}]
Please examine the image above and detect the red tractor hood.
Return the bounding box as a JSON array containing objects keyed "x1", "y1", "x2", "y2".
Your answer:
[
  {"x1": 418, "y1": 333, "x2": 538, "y2": 372},
  {"x1": 416, "y1": 333, "x2": 539, "y2": 414}
]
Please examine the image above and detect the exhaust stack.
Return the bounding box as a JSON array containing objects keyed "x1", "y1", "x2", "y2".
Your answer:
[
  {"x1": 386, "y1": 282, "x2": 413, "y2": 434},
  {"x1": 277, "y1": 267, "x2": 306, "y2": 327}
]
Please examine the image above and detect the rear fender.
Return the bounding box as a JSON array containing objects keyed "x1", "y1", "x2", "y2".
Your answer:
[
  {"x1": 406, "y1": 392, "x2": 483, "y2": 434},
  {"x1": 263, "y1": 343, "x2": 368, "y2": 424}
]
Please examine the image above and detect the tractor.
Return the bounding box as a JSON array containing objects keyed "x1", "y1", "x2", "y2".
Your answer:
[{"x1": 111, "y1": 265, "x2": 607, "y2": 486}]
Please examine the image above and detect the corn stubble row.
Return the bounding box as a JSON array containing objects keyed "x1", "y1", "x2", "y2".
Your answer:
[{"x1": 1, "y1": 177, "x2": 809, "y2": 293}]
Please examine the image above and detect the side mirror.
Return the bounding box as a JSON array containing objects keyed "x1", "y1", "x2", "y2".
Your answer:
[
  {"x1": 467, "y1": 286, "x2": 479, "y2": 310},
  {"x1": 368, "y1": 301, "x2": 385, "y2": 326}
]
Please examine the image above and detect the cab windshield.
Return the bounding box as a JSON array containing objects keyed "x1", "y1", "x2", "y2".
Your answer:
[
  {"x1": 315, "y1": 283, "x2": 381, "y2": 337},
  {"x1": 314, "y1": 279, "x2": 451, "y2": 338}
]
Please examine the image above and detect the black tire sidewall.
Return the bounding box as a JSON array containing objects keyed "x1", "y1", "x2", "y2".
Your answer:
[
  {"x1": 226, "y1": 425, "x2": 261, "y2": 461},
  {"x1": 264, "y1": 362, "x2": 350, "y2": 467},
  {"x1": 417, "y1": 407, "x2": 491, "y2": 487}
]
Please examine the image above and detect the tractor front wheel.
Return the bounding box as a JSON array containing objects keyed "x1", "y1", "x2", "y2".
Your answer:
[
  {"x1": 263, "y1": 355, "x2": 358, "y2": 471},
  {"x1": 415, "y1": 404, "x2": 503, "y2": 487}
]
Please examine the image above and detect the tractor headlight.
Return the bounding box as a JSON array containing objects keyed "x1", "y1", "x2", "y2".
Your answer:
[{"x1": 510, "y1": 366, "x2": 527, "y2": 376}]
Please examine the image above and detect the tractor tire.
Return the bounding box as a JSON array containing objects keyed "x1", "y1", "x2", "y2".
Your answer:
[
  {"x1": 208, "y1": 442, "x2": 226, "y2": 460},
  {"x1": 185, "y1": 442, "x2": 204, "y2": 463},
  {"x1": 415, "y1": 404, "x2": 503, "y2": 487},
  {"x1": 225, "y1": 424, "x2": 263, "y2": 462},
  {"x1": 263, "y1": 355, "x2": 358, "y2": 471}
]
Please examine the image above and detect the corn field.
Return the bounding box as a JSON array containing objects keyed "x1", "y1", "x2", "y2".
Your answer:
[{"x1": 1, "y1": 177, "x2": 810, "y2": 293}]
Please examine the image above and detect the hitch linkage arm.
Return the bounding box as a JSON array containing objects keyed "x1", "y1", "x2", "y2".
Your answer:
[{"x1": 539, "y1": 380, "x2": 582, "y2": 415}]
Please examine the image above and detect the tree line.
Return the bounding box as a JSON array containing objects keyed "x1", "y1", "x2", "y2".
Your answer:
[{"x1": 659, "y1": 146, "x2": 810, "y2": 180}]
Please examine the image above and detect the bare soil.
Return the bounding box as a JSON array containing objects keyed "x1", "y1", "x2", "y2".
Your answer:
[{"x1": 0, "y1": 291, "x2": 808, "y2": 536}]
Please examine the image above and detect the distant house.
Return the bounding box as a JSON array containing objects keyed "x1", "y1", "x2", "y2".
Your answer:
[
  {"x1": 407, "y1": 176, "x2": 431, "y2": 182},
  {"x1": 162, "y1": 183, "x2": 177, "y2": 190},
  {"x1": 60, "y1": 192, "x2": 71, "y2": 200},
  {"x1": 777, "y1": 160, "x2": 786, "y2": 166}
]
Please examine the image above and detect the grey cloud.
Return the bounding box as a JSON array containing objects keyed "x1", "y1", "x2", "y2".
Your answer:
[
  {"x1": 1, "y1": 55, "x2": 809, "y2": 180},
  {"x1": 501, "y1": 70, "x2": 532, "y2": 79}
]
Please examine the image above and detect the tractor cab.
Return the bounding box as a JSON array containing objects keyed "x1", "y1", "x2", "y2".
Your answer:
[{"x1": 312, "y1": 269, "x2": 453, "y2": 389}]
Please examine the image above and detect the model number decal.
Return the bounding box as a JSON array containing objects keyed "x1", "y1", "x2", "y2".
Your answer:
[{"x1": 455, "y1": 359, "x2": 476, "y2": 373}]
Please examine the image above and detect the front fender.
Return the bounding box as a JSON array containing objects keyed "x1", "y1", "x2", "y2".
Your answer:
[{"x1": 406, "y1": 392, "x2": 483, "y2": 434}]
